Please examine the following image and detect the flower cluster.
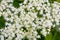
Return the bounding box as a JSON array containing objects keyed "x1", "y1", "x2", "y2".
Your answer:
[{"x1": 0, "y1": 0, "x2": 60, "y2": 40}]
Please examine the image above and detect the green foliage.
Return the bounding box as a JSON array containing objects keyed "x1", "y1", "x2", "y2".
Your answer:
[
  {"x1": 56, "y1": 0, "x2": 60, "y2": 2},
  {"x1": 13, "y1": 0, "x2": 24, "y2": 8},
  {"x1": 55, "y1": 32, "x2": 60, "y2": 40},
  {"x1": 18, "y1": 0, "x2": 24, "y2": 3},
  {"x1": 55, "y1": 24, "x2": 60, "y2": 32},
  {"x1": 22, "y1": 36, "x2": 29, "y2": 40},
  {"x1": 45, "y1": 28, "x2": 60, "y2": 40},
  {"x1": 36, "y1": 29, "x2": 42, "y2": 35},
  {"x1": 45, "y1": 33, "x2": 53, "y2": 40},
  {"x1": 49, "y1": 0, "x2": 56, "y2": 3},
  {"x1": 0, "y1": 16, "x2": 6, "y2": 29},
  {"x1": 0, "y1": 0, "x2": 2, "y2": 3},
  {"x1": 13, "y1": 1, "x2": 20, "y2": 8},
  {"x1": 48, "y1": 0, "x2": 60, "y2": 3}
]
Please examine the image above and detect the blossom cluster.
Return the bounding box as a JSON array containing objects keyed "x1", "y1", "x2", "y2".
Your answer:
[{"x1": 0, "y1": 0, "x2": 60, "y2": 40}]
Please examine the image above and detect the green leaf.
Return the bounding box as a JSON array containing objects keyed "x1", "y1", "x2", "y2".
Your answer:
[
  {"x1": 13, "y1": 0, "x2": 24, "y2": 4},
  {"x1": 0, "y1": 16, "x2": 6, "y2": 29},
  {"x1": 45, "y1": 27, "x2": 60, "y2": 40},
  {"x1": 45, "y1": 33, "x2": 53, "y2": 40},
  {"x1": 56, "y1": 0, "x2": 60, "y2": 2},
  {"x1": 49, "y1": 0, "x2": 56, "y2": 3},
  {"x1": 13, "y1": 1, "x2": 20, "y2": 8},
  {"x1": 55, "y1": 32, "x2": 60, "y2": 40},
  {"x1": 18, "y1": 0, "x2": 24, "y2": 3},
  {"x1": 22, "y1": 36, "x2": 29, "y2": 40},
  {"x1": 0, "y1": 0, "x2": 2, "y2": 3}
]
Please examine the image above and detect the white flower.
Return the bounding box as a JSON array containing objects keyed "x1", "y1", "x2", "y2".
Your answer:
[
  {"x1": 41, "y1": 29, "x2": 47, "y2": 36},
  {"x1": 0, "y1": 0, "x2": 60, "y2": 40},
  {"x1": 23, "y1": 0, "x2": 27, "y2": 4},
  {"x1": 6, "y1": 0, "x2": 13, "y2": 2},
  {"x1": 37, "y1": 35, "x2": 40, "y2": 38}
]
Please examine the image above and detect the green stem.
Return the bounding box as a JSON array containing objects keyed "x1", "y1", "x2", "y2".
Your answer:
[{"x1": 52, "y1": 31, "x2": 57, "y2": 40}]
